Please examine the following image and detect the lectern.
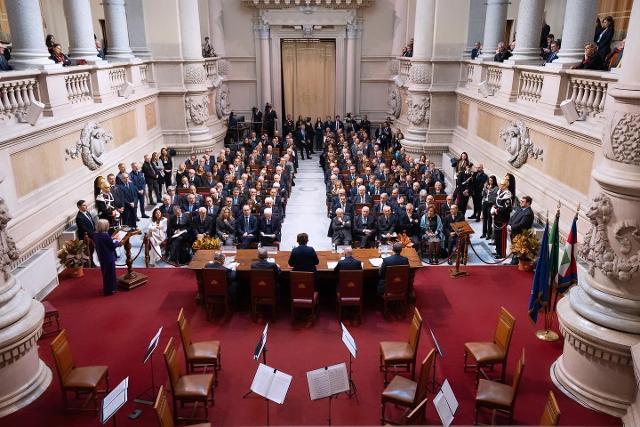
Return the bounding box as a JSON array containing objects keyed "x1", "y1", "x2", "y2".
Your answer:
[
  {"x1": 449, "y1": 221, "x2": 473, "y2": 278},
  {"x1": 116, "y1": 228, "x2": 148, "y2": 290}
]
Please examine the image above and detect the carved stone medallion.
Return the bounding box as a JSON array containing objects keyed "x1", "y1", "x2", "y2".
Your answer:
[
  {"x1": 387, "y1": 85, "x2": 401, "y2": 119},
  {"x1": 66, "y1": 122, "x2": 113, "y2": 171},
  {"x1": 185, "y1": 95, "x2": 209, "y2": 126},
  {"x1": 406, "y1": 94, "x2": 430, "y2": 126},
  {"x1": 607, "y1": 113, "x2": 640, "y2": 165},
  {"x1": 184, "y1": 64, "x2": 207, "y2": 85},
  {"x1": 498, "y1": 121, "x2": 543, "y2": 168},
  {"x1": 408, "y1": 63, "x2": 430, "y2": 85},
  {"x1": 215, "y1": 84, "x2": 231, "y2": 119}
]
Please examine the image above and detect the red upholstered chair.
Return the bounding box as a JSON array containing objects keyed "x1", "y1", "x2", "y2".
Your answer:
[
  {"x1": 289, "y1": 271, "x2": 318, "y2": 324},
  {"x1": 379, "y1": 308, "x2": 423, "y2": 385},
  {"x1": 382, "y1": 265, "x2": 411, "y2": 317},
  {"x1": 337, "y1": 270, "x2": 363, "y2": 323},
  {"x1": 250, "y1": 269, "x2": 278, "y2": 322},
  {"x1": 399, "y1": 398, "x2": 428, "y2": 425},
  {"x1": 201, "y1": 268, "x2": 229, "y2": 319},
  {"x1": 42, "y1": 300, "x2": 62, "y2": 336}
]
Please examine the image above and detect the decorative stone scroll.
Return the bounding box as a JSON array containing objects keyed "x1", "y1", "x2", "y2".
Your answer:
[
  {"x1": 185, "y1": 95, "x2": 209, "y2": 126},
  {"x1": 406, "y1": 94, "x2": 430, "y2": 126},
  {"x1": 387, "y1": 85, "x2": 401, "y2": 118},
  {"x1": 0, "y1": 183, "x2": 18, "y2": 281},
  {"x1": 215, "y1": 84, "x2": 231, "y2": 119},
  {"x1": 66, "y1": 122, "x2": 113, "y2": 171},
  {"x1": 579, "y1": 193, "x2": 640, "y2": 282},
  {"x1": 498, "y1": 121, "x2": 543, "y2": 168},
  {"x1": 607, "y1": 113, "x2": 640, "y2": 165}
]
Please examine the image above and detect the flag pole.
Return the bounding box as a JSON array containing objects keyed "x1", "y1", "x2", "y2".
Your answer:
[{"x1": 536, "y1": 207, "x2": 560, "y2": 342}]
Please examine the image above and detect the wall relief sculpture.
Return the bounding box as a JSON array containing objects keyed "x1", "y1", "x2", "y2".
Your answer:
[
  {"x1": 498, "y1": 121, "x2": 543, "y2": 168},
  {"x1": 408, "y1": 63, "x2": 430, "y2": 85},
  {"x1": 184, "y1": 64, "x2": 206, "y2": 85},
  {"x1": 185, "y1": 95, "x2": 209, "y2": 126},
  {"x1": 406, "y1": 94, "x2": 430, "y2": 126},
  {"x1": 215, "y1": 84, "x2": 231, "y2": 119},
  {"x1": 387, "y1": 85, "x2": 401, "y2": 119},
  {"x1": 0, "y1": 180, "x2": 19, "y2": 280},
  {"x1": 66, "y1": 122, "x2": 113, "y2": 171},
  {"x1": 607, "y1": 112, "x2": 640, "y2": 165},
  {"x1": 579, "y1": 193, "x2": 640, "y2": 282}
]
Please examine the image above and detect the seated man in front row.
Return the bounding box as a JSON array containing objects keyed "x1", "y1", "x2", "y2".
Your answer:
[
  {"x1": 258, "y1": 208, "x2": 281, "y2": 247},
  {"x1": 204, "y1": 252, "x2": 237, "y2": 302},
  {"x1": 251, "y1": 247, "x2": 281, "y2": 279},
  {"x1": 377, "y1": 242, "x2": 409, "y2": 295},
  {"x1": 331, "y1": 208, "x2": 352, "y2": 246},
  {"x1": 354, "y1": 206, "x2": 377, "y2": 248},
  {"x1": 236, "y1": 204, "x2": 258, "y2": 249},
  {"x1": 334, "y1": 246, "x2": 362, "y2": 272},
  {"x1": 167, "y1": 205, "x2": 193, "y2": 264}
]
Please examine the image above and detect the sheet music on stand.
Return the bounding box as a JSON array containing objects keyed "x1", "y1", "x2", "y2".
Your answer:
[
  {"x1": 253, "y1": 323, "x2": 269, "y2": 361},
  {"x1": 340, "y1": 323, "x2": 357, "y2": 358},
  {"x1": 433, "y1": 379, "x2": 458, "y2": 427},
  {"x1": 306, "y1": 363, "x2": 350, "y2": 401},
  {"x1": 143, "y1": 327, "x2": 162, "y2": 364},
  {"x1": 250, "y1": 363, "x2": 292, "y2": 405},
  {"x1": 100, "y1": 377, "x2": 129, "y2": 424}
]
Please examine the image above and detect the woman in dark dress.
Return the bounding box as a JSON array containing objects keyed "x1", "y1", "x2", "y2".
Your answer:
[
  {"x1": 420, "y1": 205, "x2": 443, "y2": 264},
  {"x1": 160, "y1": 147, "x2": 173, "y2": 189},
  {"x1": 288, "y1": 233, "x2": 319, "y2": 272},
  {"x1": 93, "y1": 219, "x2": 121, "y2": 296},
  {"x1": 314, "y1": 117, "x2": 324, "y2": 151}
]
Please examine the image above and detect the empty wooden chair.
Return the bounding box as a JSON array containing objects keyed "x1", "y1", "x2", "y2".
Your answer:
[
  {"x1": 379, "y1": 308, "x2": 423, "y2": 385},
  {"x1": 177, "y1": 308, "x2": 221, "y2": 384},
  {"x1": 397, "y1": 398, "x2": 428, "y2": 425},
  {"x1": 250, "y1": 269, "x2": 278, "y2": 322},
  {"x1": 474, "y1": 348, "x2": 525, "y2": 425},
  {"x1": 154, "y1": 385, "x2": 211, "y2": 427},
  {"x1": 42, "y1": 300, "x2": 62, "y2": 336},
  {"x1": 50, "y1": 329, "x2": 109, "y2": 412},
  {"x1": 337, "y1": 270, "x2": 363, "y2": 323},
  {"x1": 381, "y1": 349, "x2": 434, "y2": 424},
  {"x1": 289, "y1": 271, "x2": 318, "y2": 324},
  {"x1": 163, "y1": 337, "x2": 214, "y2": 423},
  {"x1": 201, "y1": 268, "x2": 229, "y2": 319},
  {"x1": 464, "y1": 306, "x2": 516, "y2": 384},
  {"x1": 382, "y1": 265, "x2": 410, "y2": 317},
  {"x1": 539, "y1": 390, "x2": 561, "y2": 426}
]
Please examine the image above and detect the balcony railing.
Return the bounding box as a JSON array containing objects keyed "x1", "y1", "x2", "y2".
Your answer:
[
  {"x1": 0, "y1": 74, "x2": 40, "y2": 120},
  {"x1": 518, "y1": 70, "x2": 544, "y2": 102},
  {"x1": 566, "y1": 72, "x2": 613, "y2": 117},
  {"x1": 64, "y1": 72, "x2": 92, "y2": 103}
]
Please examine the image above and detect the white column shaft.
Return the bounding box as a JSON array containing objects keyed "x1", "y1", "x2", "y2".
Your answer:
[
  {"x1": 208, "y1": 0, "x2": 226, "y2": 57},
  {"x1": 345, "y1": 33, "x2": 356, "y2": 114},
  {"x1": 125, "y1": 0, "x2": 152, "y2": 58},
  {"x1": 466, "y1": 0, "x2": 487, "y2": 55},
  {"x1": 391, "y1": 0, "x2": 408, "y2": 56},
  {"x1": 179, "y1": 0, "x2": 203, "y2": 60},
  {"x1": 508, "y1": 0, "x2": 546, "y2": 63},
  {"x1": 63, "y1": 0, "x2": 101, "y2": 62},
  {"x1": 411, "y1": 0, "x2": 436, "y2": 60},
  {"x1": 103, "y1": 0, "x2": 134, "y2": 60},
  {"x1": 4, "y1": 0, "x2": 57, "y2": 69},
  {"x1": 260, "y1": 32, "x2": 271, "y2": 106},
  {"x1": 480, "y1": 0, "x2": 509, "y2": 59},
  {"x1": 553, "y1": 0, "x2": 598, "y2": 66},
  {"x1": 620, "y1": 1, "x2": 640, "y2": 85}
]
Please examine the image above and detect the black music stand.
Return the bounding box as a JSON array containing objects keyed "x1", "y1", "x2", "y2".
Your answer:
[
  {"x1": 428, "y1": 325, "x2": 444, "y2": 393},
  {"x1": 134, "y1": 327, "x2": 162, "y2": 405},
  {"x1": 243, "y1": 323, "x2": 269, "y2": 398},
  {"x1": 100, "y1": 377, "x2": 129, "y2": 427},
  {"x1": 340, "y1": 322, "x2": 358, "y2": 401}
]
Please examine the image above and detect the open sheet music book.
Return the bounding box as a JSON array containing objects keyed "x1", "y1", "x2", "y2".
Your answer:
[
  {"x1": 306, "y1": 363, "x2": 350, "y2": 401},
  {"x1": 340, "y1": 322, "x2": 357, "y2": 358},
  {"x1": 433, "y1": 379, "x2": 458, "y2": 427},
  {"x1": 250, "y1": 363, "x2": 292, "y2": 405}
]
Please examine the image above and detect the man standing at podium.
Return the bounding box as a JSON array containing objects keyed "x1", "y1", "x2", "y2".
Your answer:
[{"x1": 443, "y1": 204, "x2": 465, "y2": 264}]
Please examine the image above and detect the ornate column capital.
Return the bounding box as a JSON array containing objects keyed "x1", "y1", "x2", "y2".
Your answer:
[
  {"x1": 254, "y1": 22, "x2": 270, "y2": 40},
  {"x1": 346, "y1": 23, "x2": 362, "y2": 39}
]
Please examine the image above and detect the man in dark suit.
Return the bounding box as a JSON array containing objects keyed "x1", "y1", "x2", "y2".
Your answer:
[
  {"x1": 118, "y1": 173, "x2": 137, "y2": 227},
  {"x1": 129, "y1": 162, "x2": 147, "y2": 219},
  {"x1": 204, "y1": 252, "x2": 237, "y2": 302},
  {"x1": 443, "y1": 204, "x2": 465, "y2": 263},
  {"x1": 508, "y1": 196, "x2": 535, "y2": 265},
  {"x1": 398, "y1": 203, "x2": 421, "y2": 248},
  {"x1": 378, "y1": 242, "x2": 409, "y2": 295},
  {"x1": 331, "y1": 208, "x2": 352, "y2": 246},
  {"x1": 354, "y1": 206, "x2": 377, "y2": 248},
  {"x1": 192, "y1": 207, "x2": 214, "y2": 237},
  {"x1": 167, "y1": 206, "x2": 193, "y2": 264},
  {"x1": 288, "y1": 233, "x2": 319, "y2": 272},
  {"x1": 469, "y1": 163, "x2": 487, "y2": 221},
  {"x1": 142, "y1": 154, "x2": 160, "y2": 204},
  {"x1": 251, "y1": 247, "x2": 281, "y2": 278},
  {"x1": 258, "y1": 208, "x2": 281, "y2": 246},
  {"x1": 159, "y1": 195, "x2": 174, "y2": 216},
  {"x1": 203, "y1": 196, "x2": 220, "y2": 218},
  {"x1": 236, "y1": 204, "x2": 258, "y2": 249},
  {"x1": 334, "y1": 246, "x2": 362, "y2": 272},
  {"x1": 295, "y1": 123, "x2": 311, "y2": 160},
  {"x1": 181, "y1": 193, "x2": 199, "y2": 214},
  {"x1": 75, "y1": 200, "x2": 95, "y2": 240},
  {"x1": 377, "y1": 205, "x2": 397, "y2": 243},
  {"x1": 353, "y1": 185, "x2": 372, "y2": 205}
]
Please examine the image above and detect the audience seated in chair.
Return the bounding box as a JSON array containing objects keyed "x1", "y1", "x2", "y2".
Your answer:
[
  {"x1": 167, "y1": 205, "x2": 193, "y2": 265},
  {"x1": 236, "y1": 204, "x2": 258, "y2": 249},
  {"x1": 331, "y1": 208, "x2": 352, "y2": 246},
  {"x1": 354, "y1": 206, "x2": 377, "y2": 248},
  {"x1": 258, "y1": 208, "x2": 281, "y2": 247}
]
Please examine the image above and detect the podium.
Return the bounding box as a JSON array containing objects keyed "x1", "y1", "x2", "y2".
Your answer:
[
  {"x1": 449, "y1": 221, "x2": 473, "y2": 278},
  {"x1": 115, "y1": 228, "x2": 148, "y2": 290}
]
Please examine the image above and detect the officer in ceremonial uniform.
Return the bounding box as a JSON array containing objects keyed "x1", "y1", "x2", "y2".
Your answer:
[{"x1": 492, "y1": 179, "x2": 512, "y2": 259}]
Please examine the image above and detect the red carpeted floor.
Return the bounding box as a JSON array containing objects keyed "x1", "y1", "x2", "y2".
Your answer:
[{"x1": 2, "y1": 266, "x2": 621, "y2": 426}]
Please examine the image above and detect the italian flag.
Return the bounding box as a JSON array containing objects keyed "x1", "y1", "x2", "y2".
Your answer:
[{"x1": 557, "y1": 214, "x2": 578, "y2": 293}]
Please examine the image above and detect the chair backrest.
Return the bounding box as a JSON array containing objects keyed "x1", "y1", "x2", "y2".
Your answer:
[
  {"x1": 202, "y1": 268, "x2": 228, "y2": 298},
  {"x1": 153, "y1": 385, "x2": 175, "y2": 427},
  {"x1": 163, "y1": 337, "x2": 182, "y2": 391},
  {"x1": 385, "y1": 265, "x2": 410, "y2": 295},
  {"x1": 539, "y1": 390, "x2": 561, "y2": 426},
  {"x1": 408, "y1": 308, "x2": 423, "y2": 353},
  {"x1": 50, "y1": 329, "x2": 75, "y2": 385},
  {"x1": 414, "y1": 348, "x2": 435, "y2": 405},
  {"x1": 494, "y1": 306, "x2": 516, "y2": 356},
  {"x1": 510, "y1": 349, "x2": 526, "y2": 407},
  {"x1": 290, "y1": 271, "x2": 315, "y2": 300},
  {"x1": 176, "y1": 307, "x2": 192, "y2": 352},
  {"x1": 251, "y1": 269, "x2": 277, "y2": 299},
  {"x1": 338, "y1": 270, "x2": 363, "y2": 299},
  {"x1": 401, "y1": 398, "x2": 428, "y2": 425}
]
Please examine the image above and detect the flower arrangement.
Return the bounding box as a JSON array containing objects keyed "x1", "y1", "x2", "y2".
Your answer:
[
  {"x1": 57, "y1": 239, "x2": 90, "y2": 268},
  {"x1": 510, "y1": 229, "x2": 540, "y2": 260},
  {"x1": 397, "y1": 233, "x2": 414, "y2": 248},
  {"x1": 192, "y1": 236, "x2": 222, "y2": 251}
]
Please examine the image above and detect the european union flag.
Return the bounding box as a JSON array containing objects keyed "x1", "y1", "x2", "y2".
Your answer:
[{"x1": 528, "y1": 221, "x2": 550, "y2": 323}]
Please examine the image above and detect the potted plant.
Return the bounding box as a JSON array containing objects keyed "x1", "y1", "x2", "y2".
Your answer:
[
  {"x1": 192, "y1": 236, "x2": 222, "y2": 252},
  {"x1": 510, "y1": 229, "x2": 540, "y2": 272},
  {"x1": 57, "y1": 239, "x2": 90, "y2": 277}
]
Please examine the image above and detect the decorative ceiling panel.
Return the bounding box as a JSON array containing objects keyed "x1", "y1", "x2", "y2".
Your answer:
[{"x1": 242, "y1": 0, "x2": 374, "y2": 9}]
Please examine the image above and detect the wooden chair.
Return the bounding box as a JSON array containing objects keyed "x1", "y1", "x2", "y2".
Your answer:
[
  {"x1": 154, "y1": 385, "x2": 211, "y2": 427},
  {"x1": 201, "y1": 268, "x2": 229, "y2": 319},
  {"x1": 464, "y1": 306, "x2": 516, "y2": 385},
  {"x1": 289, "y1": 271, "x2": 318, "y2": 324},
  {"x1": 250, "y1": 269, "x2": 278, "y2": 322},
  {"x1": 337, "y1": 270, "x2": 363, "y2": 323},
  {"x1": 177, "y1": 308, "x2": 221, "y2": 385},
  {"x1": 379, "y1": 308, "x2": 423, "y2": 385},
  {"x1": 50, "y1": 329, "x2": 109, "y2": 412},
  {"x1": 398, "y1": 398, "x2": 428, "y2": 425},
  {"x1": 163, "y1": 337, "x2": 214, "y2": 423},
  {"x1": 382, "y1": 265, "x2": 410, "y2": 317},
  {"x1": 474, "y1": 348, "x2": 525, "y2": 425},
  {"x1": 381, "y1": 349, "x2": 435, "y2": 424},
  {"x1": 42, "y1": 300, "x2": 62, "y2": 336},
  {"x1": 539, "y1": 390, "x2": 561, "y2": 426}
]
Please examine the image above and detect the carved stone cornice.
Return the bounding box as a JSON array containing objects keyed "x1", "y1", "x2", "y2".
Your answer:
[
  {"x1": 0, "y1": 321, "x2": 42, "y2": 368},
  {"x1": 558, "y1": 319, "x2": 633, "y2": 366},
  {"x1": 242, "y1": 0, "x2": 374, "y2": 9}
]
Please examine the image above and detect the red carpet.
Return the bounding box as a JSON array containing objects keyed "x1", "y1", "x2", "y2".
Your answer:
[{"x1": 2, "y1": 266, "x2": 621, "y2": 426}]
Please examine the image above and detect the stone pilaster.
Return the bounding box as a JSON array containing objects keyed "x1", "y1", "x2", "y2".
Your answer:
[
  {"x1": 551, "y1": 1, "x2": 640, "y2": 417},
  {"x1": 63, "y1": 0, "x2": 104, "y2": 64},
  {"x1": 255, "y1": 23, "x2": 272, "y2": 108},
  {"x1": 465, "y1": 0, "x2": 487, "y2": 57},
  {"x1": 4, "y1": 0, "x2": 59, "y2": 70},
  {"x1": 0, "y1": 178, "x2": 52, "y2": 417},
  {"x1": 506, "y1": 0, "x2": 546, "y2": 64},
  {"x1": 345, "y1": 23, "x2": 361, "y2": 115},
  {"x1": 125, "y1": 0, "x2": 152, "y2": 58},
  {"x1": 391, "y1": 0, "x2": 408, "y2": 56},
  {"x1": 103, "y1": 0, "x2": 135, "y2": 61},
  {"x1": 549, "y1": 0, "x2": 598, "y2": 68},
  {"x1": 208, "y1": 0, "x2": 226, "y2": 58},
  {"x1": 479, "y1": 0, "x2": 509, "y2": 60}
]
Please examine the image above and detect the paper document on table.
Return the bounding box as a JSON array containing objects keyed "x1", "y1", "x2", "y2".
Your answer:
[
  {"x1": 250, "y1": 363, "x2": 292, "y2": 404},
  {"x1": 113, "y1": 231, "x2": 128, "y2": 242},
  {"x1": 368, "y1": 258, "x2": 383, "y2": 267},
  {"x1": 327, "y1": 261, "x2": 338, "y2": 270},
  {"x1": 267, "y1": 258, "x2": 276, "y2": 263},
  {"x1": 306, "y1": 363, "x2": 349, "y2": 400},
  {"x1": 341, "y1": 322, "x2": 357, "y2": 358},
  {"x1": 170, "y1": 229, "x2": 187, "y2": 239},
  {"x1": 434, "y1": 391, "x2": 454, "y2": 427}
]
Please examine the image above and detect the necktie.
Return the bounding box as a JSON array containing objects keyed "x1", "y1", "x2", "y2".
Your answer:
[{"x1": 246, "y1": 217, "x2": 250, "y2": 227}]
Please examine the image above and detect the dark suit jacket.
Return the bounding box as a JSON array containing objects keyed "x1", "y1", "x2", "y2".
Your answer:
[
  {"x1": 354, "y1": 214, "x2": 377, "y2": 236},
  {"x1": 258, "y1": 216, "x2": 281, "y2": 242},
  {"x1": 75, "y1": 211, "x2": 95, "y2": 240},
  {"x1": 443, "y1": 212, "x2": 465, "y2": 237},
  {"x1": 398, "y1": 211, "x2": 420, "y2": 236},
  {"x1": 181, "y1": 202, "x2": 200, "y2": 214},
  {"x1": 251, "y1": 259, "x2": 281, "y2": 276},
  {"x1": 377, "y1": 214, "x2": 397, "y2": 236},
  {"x1": 167, "y1": 214, "x2": 192, "y2": 239},
  {"x1": 379, "y1": 253, "x2": 409, "y2": 278},
  {"x1": 192, "y1": 214, "x2": 214, "y2": 235},
  {"x1": 93, "y1": 232, "x2": 118, "y2": 265},
  {"x1": 334, "y1": 256, "x2": 362, "y2": 272},
  {"x1": 204, "y1": 261, "x2": 236, "y2": 281},
  {"x1": 509, "y1": 207, "x2": 534, "y2": 237},
  {"x1": 288, "y1": 244, "x2": 319, "y2": 272},
  {"x1": 352, "y1": 194, "x2": 373, "y2": 205},
  {"x1": 236, "y1": 214, "x2": 258, "y2": 236},
  {"x1": 118, "y1": 183, "x2": 137, "y2": 205}
]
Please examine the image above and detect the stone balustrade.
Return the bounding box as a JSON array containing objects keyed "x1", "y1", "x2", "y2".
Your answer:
[
  {"x1": 108, "y1": 67, "x2": 127, "y2": 93},
  {"x1": 0, "y1": 73, "x2": 40, "y2": 121},
  {"x1": 204, "y1": 58, "x2": 218, "y2": 80},
  {"x1": 64, "y1": 72, "x2": 92, "y2": 103},
  {"x1": 398, "y1": 57, "x2": 411, "y2": 79},
  {"x1": 486, "y1": 65, "x2": 503, "y2": 93},
  {"x1": 518, "y1": 70, "x2": 544, "y2": 102},
  {"x1": 565, "y1": 70, "x2": 616, "y2": 118}
]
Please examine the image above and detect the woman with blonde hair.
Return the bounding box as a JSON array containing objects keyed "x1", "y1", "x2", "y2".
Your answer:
[{"x1": 93, "y1": 219, "x2": 121, "y2": 295}]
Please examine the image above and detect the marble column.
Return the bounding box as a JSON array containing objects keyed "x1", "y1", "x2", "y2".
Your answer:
[
  {"x1": 255, "y1": 23, "x2": 271, "y2": 108},
  {"x1": 103, "y1": 0, "x2": 135, "y2": 61},
  {"x1": 550, "y1": 0, "x2": 598, "y2": 68},
  {"x1": 0, "y1": 180, "x2": 52, "y2": 417},
  {"x1": 4, "y1": 0, "x2": 59, "y2": 70},
  {"x1": 63, "y1": 0, "x2": 102, "y2": 64},
  {"x1": 208, "y1": 0, "x2": 226, "y2": 58},
  {"x1": 125, "y1": 0, "x2": 152, "y2": 58},
  {"x1": 551, "y1": 0, "x2": 640, "y2": 417},
  {"x1": 480, "y1": 0, "x2": 509, "y2": 60},
  {"x1": 465, "y1": 0, "x2": 487, "y2": 58},
  {"x1": 391, "y1": 0, "x2": 408, "y2": 56},
  {"x1": 402, "y1": 0, "x2": 435, "y2": 154},
  {"x1": 506, "y1": 0, "x2": 545, "y2": 64},
  {"x1": 345, "y1": 24, "x2": 358, "y2": 115}
]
